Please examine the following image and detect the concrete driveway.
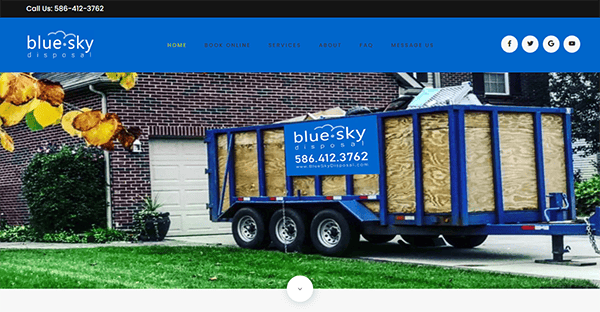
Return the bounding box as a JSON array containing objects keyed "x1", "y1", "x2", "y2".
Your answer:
[{"x1": 351, "y1": 235, "x2": 600, "y2": 284}]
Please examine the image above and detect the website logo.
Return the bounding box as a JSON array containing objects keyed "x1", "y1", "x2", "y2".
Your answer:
[
  {"x1": 26, "y1": 30, "x2": 94, "y2": 59},
  {"x1": 293, "y1": 123, "x2": 367, "y2": 148}
]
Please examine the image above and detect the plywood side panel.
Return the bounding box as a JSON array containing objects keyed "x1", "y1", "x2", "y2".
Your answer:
[
  {"x1": 293, "y1": 176, "x2": 315, "y2": 196},
  {"x1": 234, "y1": 132, "x2": 259, "y2": 197},
  {"x1": 542, "y1": 114, "x2": 567, "y2": 207},
  {"x1": 421, "y1": 113, "x2": 450, "y2": 130},
  {"x1": 421, "y1": 113, "x2": 451, "y2": 213},
  {"x1": 217, "y1": 134, "x2": 230, "y2": 211},
  {"x1": 353, "y1": 174, "x2": 379, "y2": 195},
  {"x1": 322, "y1": 175, "x2": 346, "y2": 196},
  {"x1": 465, "y1": 112, "x2": 495, "y2": 212},
  {"x1": 263, "y1": 129, "x2": 287, "y2": 196},
  {"x1": 499, "y1": 113, "x2": 538, "y2": 211},
  {"x1": 384, "y1": 116, "x2": 416, "y2": 213}
]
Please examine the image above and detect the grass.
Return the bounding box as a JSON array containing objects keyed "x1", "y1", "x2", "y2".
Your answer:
[{"x1": 0, "y1": 245, "x2": 596, "y2": 289}]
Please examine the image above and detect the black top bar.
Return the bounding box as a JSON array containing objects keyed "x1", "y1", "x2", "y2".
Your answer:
[{"x1": 1, "y1": 1, "x2": 598, "y2": 17}]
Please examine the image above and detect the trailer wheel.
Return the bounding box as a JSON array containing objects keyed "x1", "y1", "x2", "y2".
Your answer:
[
  {"x1": 362, "y1": 234, "x2": 396, "y2": 244},
  {"x1": 443, "y1": 235, "x2": 488, "y2": 248},
  {"x1": 232, "y1": 208, "x2": 270, "y2": 250},
  {"x1": 269, "y1": 208, "x2": 310, "y2": 253},
  {"x1": 310, "y1": 209, "x2": 358, "y2": 256},
  {"x1": 401, "y1": 235, "x2": 440, "y2": 247}
]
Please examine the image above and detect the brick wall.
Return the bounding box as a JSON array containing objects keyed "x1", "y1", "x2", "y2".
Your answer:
[
  {"x1": 440, "y1": 73, "x2": 472, "y2": 87},
  {"x1": 0, "y1": 72, "x2": 399, "y2": 228}
]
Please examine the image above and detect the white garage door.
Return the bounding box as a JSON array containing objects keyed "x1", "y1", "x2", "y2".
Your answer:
[{"x1": 149, "y1": 139, "x2": 231, "y2": 236}]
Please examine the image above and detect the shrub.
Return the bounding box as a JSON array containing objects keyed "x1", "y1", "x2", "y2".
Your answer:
[
  {"x1": 0, "y1": 225, "x2": 37, "y2": 242},
  {"x1": 85, "y1": 227, "x2": 131, "y2": 243},
  {"x1": 0, "y1": 225, "x2": 131, "y2": 243},
  {"x1": 22, "y1": 144, "x2": 107, "y2": 233},
  {"x1": 42, "y1": 231, "x2": 84, "y2": 243},
  {"x1": 575, "y1": 174, "x2": 600, "y2": 216}
]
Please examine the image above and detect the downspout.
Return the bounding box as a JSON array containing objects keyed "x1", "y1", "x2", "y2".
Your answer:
[
  {"x1": 434, "y1": 72, "x2": 442, "y2": 88},
  {"x1": 89, "y1": 85, "x2": 112, "y2": 229}
]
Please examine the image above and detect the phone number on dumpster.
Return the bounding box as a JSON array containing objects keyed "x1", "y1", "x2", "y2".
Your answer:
[{"x1": 294, "y1": 152, "x2": 369, "y2": 164}]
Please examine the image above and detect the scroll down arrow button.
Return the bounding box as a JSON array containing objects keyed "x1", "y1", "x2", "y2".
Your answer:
[{"x1": 287, "y1": 276, "x2": 313, "y2": 303}]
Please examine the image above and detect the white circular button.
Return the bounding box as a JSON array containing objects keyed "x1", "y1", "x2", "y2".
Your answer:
[
  {"x1": 563, "y1": 35, "x2": 580, "y2": 53},
  {"x1": 543, "y1": 35, "x2": 560, "y2": 53},
  {"x1": 521, "y1": 35, "x2": 539, "y2": 53},
  {"x1": 501, "y1": 35, "x2": 518, "y2": 53},
  {"x1": 286, "y1": 276, "x2": 313, "y2": 303}
]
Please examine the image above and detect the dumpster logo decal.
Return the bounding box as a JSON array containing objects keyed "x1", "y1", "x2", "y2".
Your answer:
[{"x1": 284, "y1": 115, "x2": 380, "y2": 176}]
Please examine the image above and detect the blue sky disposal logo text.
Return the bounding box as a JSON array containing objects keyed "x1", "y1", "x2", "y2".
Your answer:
[{"x1": 27, "y1": 30, "x2": 94, "y2": 59}]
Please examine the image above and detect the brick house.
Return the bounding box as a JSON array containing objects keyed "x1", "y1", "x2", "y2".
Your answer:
[
  {"x1": 0, "y1": 73, "x2": 402, "y2": 234},
  {"x1": 2, "y1": 72, "x2": 592, "y2": 234}
]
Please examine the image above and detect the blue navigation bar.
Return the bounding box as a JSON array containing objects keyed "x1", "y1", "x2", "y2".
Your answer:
[{"x1": 1, "y1": 18, "x2": 599, "y2": 72}]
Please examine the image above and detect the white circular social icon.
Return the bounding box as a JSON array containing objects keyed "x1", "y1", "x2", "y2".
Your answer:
[
  {"x1": 501, "y1": 35, "x2": 518, "y2": 53},
  {"x1": 522, "y1": 35, "x2": 539, "y2": 53},
  {"x1": 563, "y1": 35, "x2": 580, "y2": 53},
  {"x1": 543, "y1": 35, "x2": 560, "y2": 53},
  {"x1": 286, "y1": 276, "x2": 313, "y2": 303}
]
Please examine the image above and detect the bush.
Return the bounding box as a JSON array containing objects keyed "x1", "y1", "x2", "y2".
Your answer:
[
  {"x1": 22, "y1": 144, "x2": 107, "y2": 233},
  {"x1": 0, "y1": 225, "x2": 38, "y2": 242},
  {"x1": 575, "y1": 174, "x2": 600, "y2": 216},
  {"x1": 85, "y1": 227, "x2": 131, "y2": 243},
  {"x1": 0, "y1": 225, "x2": 132, "y2": 243}
]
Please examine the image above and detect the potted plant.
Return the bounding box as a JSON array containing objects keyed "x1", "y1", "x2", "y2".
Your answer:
[{"x1": 134, "y1": 196, "x2": 171, "y2": 241}]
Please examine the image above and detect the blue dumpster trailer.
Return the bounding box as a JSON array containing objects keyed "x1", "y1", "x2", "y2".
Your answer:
[{"x1": 205, "y1": 105, "x2": 600, "y2": 260}]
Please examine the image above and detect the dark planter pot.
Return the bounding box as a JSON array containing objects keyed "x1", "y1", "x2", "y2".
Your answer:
[{"x1": 139, "y1": 212, "x2": 171, "y2": 241}]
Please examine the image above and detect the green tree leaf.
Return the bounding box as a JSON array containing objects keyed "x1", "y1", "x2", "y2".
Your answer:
[{"x1": 25, "y1": 111, "x2": 43, "y2": 131}]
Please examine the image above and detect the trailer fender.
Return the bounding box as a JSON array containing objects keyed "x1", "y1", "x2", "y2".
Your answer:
[
  {"x1": 217, "y1": 203, "x2": 247, "y2": 221},
  {"x1": 337, "y1": 200, "x2": 379, "y2": 223}
]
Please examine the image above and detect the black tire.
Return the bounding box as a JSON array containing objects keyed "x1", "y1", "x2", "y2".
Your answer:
[
  {"x1": 310, "y1": 209, "x2": 359, "y2": 256},
  {"x1": 269, "y1": 208, "x2": 310, "y2": 252},
  {"x1": 231, "y1": 208, "x2": 270, "y2": 249},
  {"x1": 362, "y1": 234, "x2": 396, "y2": 244},
  {"x1": 401, "y1": 235, "x2": 440, "y2": 247},
  {"x1": 443, "y1": 235, "x2": 488, "y2": 248}
]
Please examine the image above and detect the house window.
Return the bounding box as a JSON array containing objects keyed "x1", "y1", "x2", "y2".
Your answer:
[
  {"x1": 413, "y1": 72, "x2": 429, "y2": 83},
  {"x1": 484, "y1": 73, "x2": 510, "y2": 95}
]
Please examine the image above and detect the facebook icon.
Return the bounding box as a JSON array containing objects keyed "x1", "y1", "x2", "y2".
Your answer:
[{"x1": 502, "y1": 35, "x2": 518, "y2": 53}]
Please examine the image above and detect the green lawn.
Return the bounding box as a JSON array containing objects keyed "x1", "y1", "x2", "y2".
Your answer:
[{"x1": 0, "y1": 245, "x2": 595, "y2": 289}]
